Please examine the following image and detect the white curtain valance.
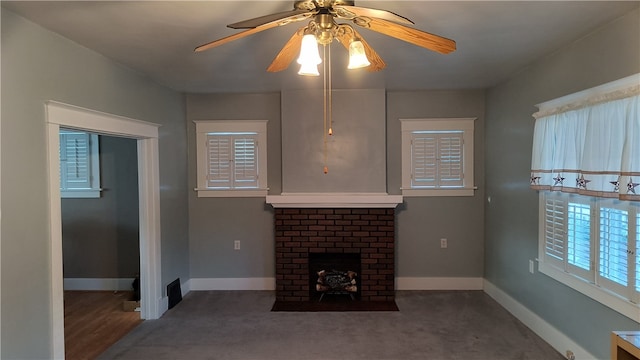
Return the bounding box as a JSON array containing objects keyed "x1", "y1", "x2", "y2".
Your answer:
[
  {"x1": 530, "y1": 74, "x2": 640, "y2": 201},
  {"x1": 532, "y1": 85, "x2": 640, "y2": 119}
]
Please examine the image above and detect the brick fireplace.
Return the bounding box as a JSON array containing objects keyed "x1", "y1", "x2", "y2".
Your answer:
[{"x1": 273, "y1": 207, "x2": 397, "y2": 302}]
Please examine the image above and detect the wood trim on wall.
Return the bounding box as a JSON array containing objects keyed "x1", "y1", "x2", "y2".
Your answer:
[{"x1": 45, "y1": 101, "x2": 162, "y2": 359}]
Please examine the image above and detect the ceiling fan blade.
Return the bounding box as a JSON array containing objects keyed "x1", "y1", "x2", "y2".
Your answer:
[
  {"x1": 228, "y1": 9, "x2": 313, "y2": 29},
  {"x1": 194, "y1": 24, "x2": 276, "y2": 52},
  {"x1": 194, "y1": 12, "x2": 311, "y2": 53},
  {"x1": 267, "y1": 28, "x2": 305, "y2": 73},
  {"x1": 333, "y1": 5, "x2": 414, "y2": 25},
  {"x1": 334, "y1": 28, "x2": 386, "y2": 72},
  {"x1": 357, "y1": 18, "x2": 456, "y2": 54}
]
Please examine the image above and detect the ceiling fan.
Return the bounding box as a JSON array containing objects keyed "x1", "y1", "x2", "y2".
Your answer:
[{"x1": 194, "y1": 0, "x2": 456, "y2": 73}]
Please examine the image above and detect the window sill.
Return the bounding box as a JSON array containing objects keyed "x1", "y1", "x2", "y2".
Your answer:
[
  {"x1": 195, "y1": 188, "x2": 268, "y2": 198},
  {"x1": 401, "y1": 187, "x2": 476, "y2": 197},
  {"x1": 538, "y1": 262, "x2": 640, "y2": 323},
  {"x1": 61, "y1": 189, "x2": 102, "y2": 199}
]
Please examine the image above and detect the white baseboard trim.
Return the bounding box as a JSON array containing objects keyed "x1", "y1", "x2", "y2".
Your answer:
[
  {"x1": 189, "y1": 277, "x2": 276, "y2": 291},
  {"x1": 396, "y1": 277, "x2": 484, "y2": 290},
  {"x1": 158, "y1": 295, "x2": 169, "y2": 316},
  {"x1": 483, "y1": 280, "x2": 596, "y2": 360},
  {"x1": 181, "y1": 278, "x2": 192, "y2": 294},
  {"x1": 64, "y1": 277, "x2": 135, "y2": 291}
]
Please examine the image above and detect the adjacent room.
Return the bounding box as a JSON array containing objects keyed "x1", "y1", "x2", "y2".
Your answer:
[{"x1": 1, "y1": 1, "x2": 639, "y2": 359}]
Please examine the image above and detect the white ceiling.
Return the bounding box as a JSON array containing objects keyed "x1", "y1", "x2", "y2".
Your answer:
[{"x1": 2, "y1": 1, "x2": 638, "y2": 93}]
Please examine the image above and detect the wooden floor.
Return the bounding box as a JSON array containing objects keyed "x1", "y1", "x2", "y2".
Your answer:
[{"x1": 64, "y1": 291, "x2": 143, "y2": 360}]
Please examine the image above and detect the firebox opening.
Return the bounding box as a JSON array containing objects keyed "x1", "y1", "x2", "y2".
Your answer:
[{"x1": 309, "y1": 252, "x2": 361, "y2": 302}]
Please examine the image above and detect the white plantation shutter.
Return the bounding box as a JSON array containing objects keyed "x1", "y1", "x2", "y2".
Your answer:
[
  {"x1": 598, "y1": 207, "x2": 629, "y2": 292},
  {"x1": 438, "y1": 134, "x2": 463, "y2": 187},
  {"x1": 233, "y1": 137, "x2": 258, "y2": 188},
  {"x1": 544, "y1": 195, "x2": 594, "y2": 279},
  {"x1": 567, "y1": 202, "x2": 592, "y2": 278},
  {"x1": 543, "y1": 196, "x2": 566, "y2": 267},
  {"x1": 206, "y1": 133, "x2": 258, "y2": 189},
  {"x1": 60, "y1": 131, "x2": 91, "y2": 189},
  {"x1": 411, "y1": 134, "x2": 437, "y2": 187},
  {"x1": 411, "y1": 132, "x2": 463, "y2": 188},
  {"x1": 194, "y1": 120, "x2": 267, "y2": 197},
  {"x1": 401, "y1": 118, "x2": 475, "y2": 196},
  {"x1": 207, "y1": 136, "x2": 232, "y2": 188},
  {"x1": 539, "y1": 192, "x2": 640, "y2": 320}
]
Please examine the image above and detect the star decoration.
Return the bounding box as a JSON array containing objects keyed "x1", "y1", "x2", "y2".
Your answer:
[
  {"x1": 530, "y1": 174, "x2": 541, "y2": 185},
  {"x1": 577, "y1": 174, "x2": 591, "y2": 189},
  {"x1": 609, "y1": 180, "x2": 620, "y2": 192},
  {"x1": 553, "y1": 174, "x2": 565, "y2": 186},
  {"x1": 628, "y1": 178, "x2": 639, "y2": 194}
]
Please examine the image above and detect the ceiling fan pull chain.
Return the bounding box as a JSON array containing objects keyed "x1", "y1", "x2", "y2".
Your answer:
[
  {"x1": 323, "y1": 44, "x2": 329, "y2": 175},
  {"x1": 328, "y1": 42, "x2": 333, "y2": 138}
]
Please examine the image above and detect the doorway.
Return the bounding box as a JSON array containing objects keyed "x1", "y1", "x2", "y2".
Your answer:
[
  {"x1": 46, "y1": 101, "x2": 162, "y2": 359},
  {"x1": 61, "y1": 133, "x2": 141, "y2": 358}
]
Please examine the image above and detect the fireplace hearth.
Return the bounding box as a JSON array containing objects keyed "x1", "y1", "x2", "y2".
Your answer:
[{"x1": 273, "y1": 208, "x2": 396, "y2": 303}]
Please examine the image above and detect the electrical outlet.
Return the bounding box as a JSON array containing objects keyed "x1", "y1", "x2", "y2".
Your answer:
[
  {"x1": 529, "y1": 259, "x2": 535, "y2": 274},
  {"x1": 440, "y1": 238, "x2": 448, "y2": 248},
  {"x1": 234, "y1": 240, "x2": 241, "y2": 250}
]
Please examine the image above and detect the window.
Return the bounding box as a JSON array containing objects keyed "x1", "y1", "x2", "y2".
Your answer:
[
  {"x1": 400, "y1": 118, "x2": 476, "y2": 196},
  {"x1": 194, "y1": 120, "x2": 268, "y2": 197},
  {"x1": 539, "y1": 191, "x2": 639, "y2": 321},
  {"x1": 59, "y1": 129, "x2": 101, "y2": 198},
  {"x1": 532, "y1": 73, "x2": 640, "y2": 321}
]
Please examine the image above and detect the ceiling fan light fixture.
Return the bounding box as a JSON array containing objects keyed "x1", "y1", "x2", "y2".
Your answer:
[
  {"x1": 298, "y1": 61, "x2": 320, "y2": 76},
  {"x1": 347, "y1": 40, "x2": 370, "y2": 69},
  {"x1": 297, "y1": 34, "x2": 322, "y2": 76}
]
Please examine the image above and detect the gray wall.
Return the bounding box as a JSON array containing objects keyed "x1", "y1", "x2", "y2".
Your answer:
[
  {"x1": 1, "y1": 9, "x2": 189, "y2": 359},
  {"x1": 387, "y1": 90, "x2": 486, "y2": 278},
  {"x1": 185, "y1": 89, "x2": 486, "y2": 280},
  {"x1": 484, "y1": 8, "x2": 640, "y2": 359},
  {"x1": 186, "y1": 93, "x2": 282, "y2": 278},
  {"x1": 281, "y1": 89, "x2": 387, "y2": 193},
  {"x1": 62, "y1": 135, "x2": 140, "y2": 279}
]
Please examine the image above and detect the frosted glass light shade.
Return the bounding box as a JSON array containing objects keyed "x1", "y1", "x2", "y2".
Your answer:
[
  {"x1": 347, "y1": 40, "x2": 370, "y2": 69},
  {"x1": 298, "y1": 62, "x2": 320, "y2": 76},
  {"x1": 297, "y1": 34, "x2": 321, "y2": 64},
  {"x1": 297, "y1": 34, "x2": 322, "y2": 76}
]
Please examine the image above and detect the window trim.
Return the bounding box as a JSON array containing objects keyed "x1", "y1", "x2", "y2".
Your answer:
[
  {"x1": 194, "y1": 120, "x2": 268, "y2": 198},
  {"x1": 537, "y1": 191, "x2": 640, "y2": 322},
  {"x1": 400, "y1": 118, "x2": 476, "y2": 197},
  {"x1": 59, "y1": 129, "x2": 101, "y2": 198}
]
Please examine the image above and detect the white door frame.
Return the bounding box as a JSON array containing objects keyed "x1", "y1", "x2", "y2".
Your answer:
[{"x1": 45, "y1": 101, "x2": 162, "y2": 359}]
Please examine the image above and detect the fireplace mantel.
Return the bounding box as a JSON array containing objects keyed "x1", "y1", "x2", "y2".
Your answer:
[{"x1": 266, "y1": 193, "x2": 403, "y2": 208}]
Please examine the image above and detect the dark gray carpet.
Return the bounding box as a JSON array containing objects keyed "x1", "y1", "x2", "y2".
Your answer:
[{"x1": 98, "y1": 290, "x2": 564, "y2": 360}]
